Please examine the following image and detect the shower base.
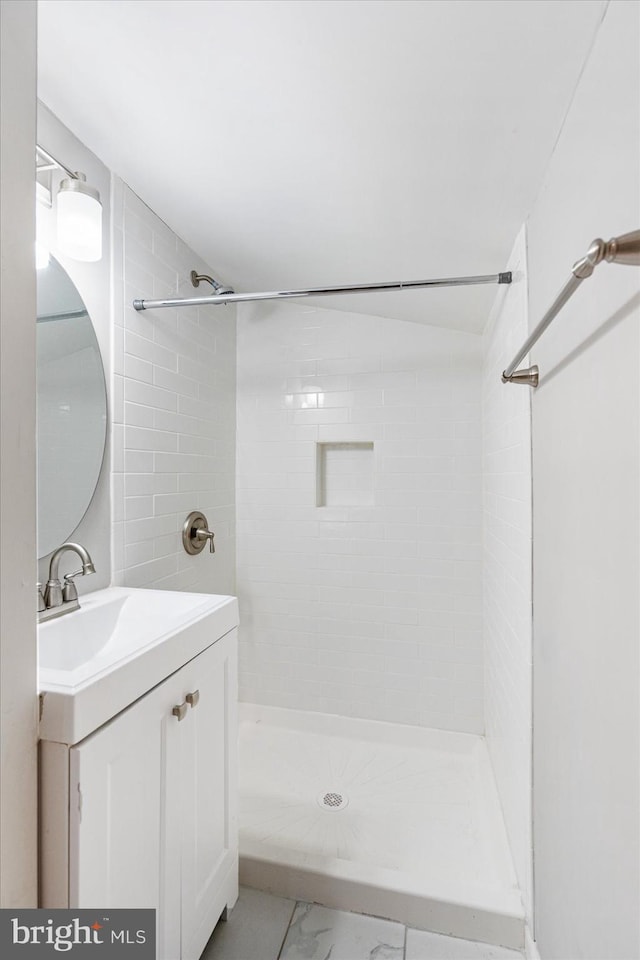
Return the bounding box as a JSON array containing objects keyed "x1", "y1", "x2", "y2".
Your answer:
[{"x1": 239, "y1": 704, "x2": 524, "y2": 950}]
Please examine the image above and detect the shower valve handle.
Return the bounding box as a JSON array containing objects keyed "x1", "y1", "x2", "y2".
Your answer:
[
  {"x1": 182, "y1": 511, "x2": 215, "y2": 555},
  {"x1": 195, "y1": 528, "x2": 215, "y2": 553}
]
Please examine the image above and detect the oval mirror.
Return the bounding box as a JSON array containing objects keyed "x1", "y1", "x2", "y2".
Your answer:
[{"x1": 37, "y1": 256, "x2": 107, "y2": 558}]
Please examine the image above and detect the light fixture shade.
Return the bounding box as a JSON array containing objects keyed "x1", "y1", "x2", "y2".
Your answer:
[{"x1": 57, "y1": 174, "x2": 102, "y2": 262}]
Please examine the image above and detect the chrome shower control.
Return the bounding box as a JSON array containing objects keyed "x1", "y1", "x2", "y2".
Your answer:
[{"x1": 182, "y1": 511, "x2": 215, "y2": 555}]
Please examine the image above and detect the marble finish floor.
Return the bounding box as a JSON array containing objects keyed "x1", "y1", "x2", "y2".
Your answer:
[{"x1": 201, "y1": 888, "x2": 526, "y2": 960}]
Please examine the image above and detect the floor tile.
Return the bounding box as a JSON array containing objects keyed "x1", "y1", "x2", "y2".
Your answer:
[
  {"x1": 200, "y1": 886, "x2": 296, "y2": 960},
  {"x1": 405, "y1": 928, "x2": 524, "y2": 960},
  {"x1": 280, "y1": 902, "x2": 405, "y2": 960}
]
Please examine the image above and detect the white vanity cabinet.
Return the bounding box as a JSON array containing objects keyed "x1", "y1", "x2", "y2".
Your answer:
[{"x1": 40, "y1": 628, "x2": 238, "y2": 960}]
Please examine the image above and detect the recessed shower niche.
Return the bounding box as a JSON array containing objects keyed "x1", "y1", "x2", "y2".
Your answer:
[{"x1": 316, "y1": 442, "x2": 374, "y2": 507}]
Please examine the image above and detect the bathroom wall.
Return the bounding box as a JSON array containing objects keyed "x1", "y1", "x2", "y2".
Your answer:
[
  {"x1": 36, "y1": 103, "x2": 112, "y2": 591},
  {"x1": 0, "y1": 0, "x2": 38, "y2": 906},
  {"x1": 528, "y1": 2, "x2": 639, "y2": 957},
  {"x1": 236, "y1": 300, "x2": 483, "y2": 733},
  {"x1": 111, "y1": 178, "x2": 236, "y2": 596},
  {"x1": 482, "y1": 226, "x2": 533, "y2": 926},
  {"x1": 35, "y1": 105, "x2": 236, "y2": 596}
]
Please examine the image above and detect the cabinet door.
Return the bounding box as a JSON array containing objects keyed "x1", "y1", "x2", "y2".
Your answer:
[
  {"x1": 68, "y1": 630, "x2": 238, "y2": 960},
  {"x1": 179, "y1": 630, "x2": 238, "y2": 960},
  {"x1": 69, "y1": 669, "x2": 184, "y2": 960}
]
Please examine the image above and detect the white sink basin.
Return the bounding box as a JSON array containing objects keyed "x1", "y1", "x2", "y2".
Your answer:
[{"x1": 39, "y1": 586, "x2": 239, "y2": 745}]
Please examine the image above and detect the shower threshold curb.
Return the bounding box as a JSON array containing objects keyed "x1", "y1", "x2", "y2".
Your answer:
[{"x1": 240, "y1": 842, "x2": 525, "y2": 951}]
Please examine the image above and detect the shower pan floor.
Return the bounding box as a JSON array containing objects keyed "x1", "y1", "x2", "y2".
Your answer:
[{"x1": 239, "y1": 705, "x2": 524, "y2": 950}]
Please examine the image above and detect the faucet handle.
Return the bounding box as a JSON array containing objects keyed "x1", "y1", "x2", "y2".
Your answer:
[
  {"x1": 37, "y1": 583, "x2": 46, "y2": 613},
  {"x1": 62, "y1": 576, "x2": 79, "y2": 603},
  {"x1": 63, "y1": 567, "x2": 93, "y2": 602}
]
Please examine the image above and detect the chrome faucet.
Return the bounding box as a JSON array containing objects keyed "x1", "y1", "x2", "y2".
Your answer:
[{"x1": 39, "y1": 542, "x2": 96, "y2": 622}]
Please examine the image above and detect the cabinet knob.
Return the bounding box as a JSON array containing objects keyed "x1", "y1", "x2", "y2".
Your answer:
[
  {"x1": 186, "y1": 690, "x2": 200, "y2": 709},
  {"x1": 172, "y1": 702, "x2": 188, "y2": 722}
]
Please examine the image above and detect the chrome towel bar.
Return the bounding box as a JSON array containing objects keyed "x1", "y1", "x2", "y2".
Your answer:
[{"x1": 502, "y1": 229, "x2": 640, "y2": 387}]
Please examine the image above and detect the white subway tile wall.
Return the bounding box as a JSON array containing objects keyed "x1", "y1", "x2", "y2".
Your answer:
[
  {"x1": 482, "y1": 226, "x2": 533, "y2": 922},
  {"x1": 236, "y1": 300, "x2": 484, "y2": 733},
  {"x1": 111, "y1": 178, "x2": 236, "y2": 595}
]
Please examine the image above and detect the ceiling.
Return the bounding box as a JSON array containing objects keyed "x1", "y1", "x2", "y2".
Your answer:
[{"x1": 37, "y1": 0, "x2": 607, "y2": 333}]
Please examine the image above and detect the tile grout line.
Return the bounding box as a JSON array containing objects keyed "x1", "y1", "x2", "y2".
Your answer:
[{"x1": 275, "y1": 898, "x2": 299, "y2": 960}]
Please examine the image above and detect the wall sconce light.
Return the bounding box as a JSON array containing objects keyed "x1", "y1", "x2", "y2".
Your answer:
[
  {"x1": 36, "y1": 145, "x2": 103, "y2": 262},
  {"x1": 56, "y1": 173, "x2": 102, "y2": 262}
]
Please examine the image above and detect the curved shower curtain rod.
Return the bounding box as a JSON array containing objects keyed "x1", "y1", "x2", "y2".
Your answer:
[{"x1": 132, "y1": 270, "x2": 513, "y2": 312}]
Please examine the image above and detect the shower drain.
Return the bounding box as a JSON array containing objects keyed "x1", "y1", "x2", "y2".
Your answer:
[{"x1": 316, "y1": 790, "x2": 349, "y2": 811}]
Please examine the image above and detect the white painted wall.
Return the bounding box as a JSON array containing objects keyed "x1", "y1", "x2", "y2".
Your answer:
[
  {"x1": 36, "y1": 102, "x2": 112, "y2": 592},
  {"x1": 37, "y1": 0, "x2": 609, "y2": 333},
  {"x1": 529, "y1": 3, "x2": 639, "y2": 956},
  {"x1": 0, "y1": 0, "x2": 38, "y2": 907},
  {"x1": 111, "y1": 178, "x2": 236, "y2": 595},
  {"x1": 237, "y1": 300, "x2": 484, "y2": 733},
  {"x1": 482, "y1": 226, "x2": 533, "y2": 926}
]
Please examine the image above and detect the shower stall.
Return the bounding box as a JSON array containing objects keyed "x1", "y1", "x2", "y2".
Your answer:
[
  {"x1": 232, "y1": 284, "x2": 529, "y2": 950},
  {"x1": 129, "y1": 206, "x2": 639, "y2": 948},
  {"x1": 130, "y1": 240, "x2": 555, "y2": 948}
]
